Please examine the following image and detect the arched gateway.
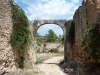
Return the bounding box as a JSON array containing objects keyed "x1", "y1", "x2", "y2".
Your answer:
[{"x1": 32, "y1": 19, "x2": 68, "y2": 61}]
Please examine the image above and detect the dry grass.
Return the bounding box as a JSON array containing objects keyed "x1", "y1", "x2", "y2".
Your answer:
[
  {"x1": 35, "y1": 52, "x2": 64, "y2": 65},
  {"x1": 4, "y1": 53, "x2": 64, "y2": 75}
]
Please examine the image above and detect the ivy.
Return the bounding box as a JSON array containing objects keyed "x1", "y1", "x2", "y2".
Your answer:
[
  {"x1": 80, "y1": 19, "x2": 100, "y2": 61},
  {"x1": 67, "y1": 20, "x2": 75, "y2": 45},
  {"x1": 10, "y1": 0, "x2": 30, "y2": 68}
]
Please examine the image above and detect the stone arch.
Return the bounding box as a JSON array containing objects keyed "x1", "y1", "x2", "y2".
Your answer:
[
  {"x1": 37, "y1": 23, "x2": 64, "y2": 34},
  {"x1": 33, "y1": 20, "x2": 66, "y2": 33},
  {"x1": 33, "y1": 19, "x2": 68, "y2": 62}
]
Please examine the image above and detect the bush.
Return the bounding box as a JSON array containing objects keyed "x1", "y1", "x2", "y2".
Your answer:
[
  {"x1": 46, "y1": 29, "x2": 57, "y2": 42},
  {"x1": 49, "y1": 48, "x2": 59, "y2": 53},
  {"x1": 37, "y1": 42, "x2": 41, "y2": 46}
]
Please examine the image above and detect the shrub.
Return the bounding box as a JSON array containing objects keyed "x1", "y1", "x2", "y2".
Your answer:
[
  {"x1": 37, "y1": 42, "x2": 41, "y2": 46},
  {"x1": 49, "y1": 48, "x2": 59, "y2": 53}
]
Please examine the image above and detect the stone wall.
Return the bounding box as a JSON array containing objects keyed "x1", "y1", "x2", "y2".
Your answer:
[
  {"x1": 24, "y1": 21, "x2": 36, "y2": 69},
  {"x1": 0, "y1": 0, "x2": 36, "y2": 73},
  {"x1": 86, "y1": 0, "x2": 100, "y2": 24},
  {"x1": 0, "y1": 0, "x2": 17, "y2": 72},
  {"x1": 64, "y1": 0, "x2": 100, "y2": 74},
  {"x1": 70, "y1": 0, "x2": 100, "y2": 65}
]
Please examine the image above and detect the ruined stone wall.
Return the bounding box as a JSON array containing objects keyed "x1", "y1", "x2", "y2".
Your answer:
[
  {"x1": 24, "y1": 21, "x2": 36, "y2": 68},
  {"x1": 86, "y1": 0, "x2": 100, "y2": 24},
  {"x1": 0, "y1": 0, "x2": 17, "y2": 71},
  {"x1": 71, "y1": 0, "x2": 100, "y2": 65},
  {"x1": 0, "y1": 0, "x2": 36, "y2": 72}
]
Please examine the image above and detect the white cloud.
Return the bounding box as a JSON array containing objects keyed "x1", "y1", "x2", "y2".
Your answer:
[
  {"x1": 14, "y1": 0, "x2": 82, "y2": 35},
  {"x1": 15, "y1": 0, "x2": 81, "y2": 21}
]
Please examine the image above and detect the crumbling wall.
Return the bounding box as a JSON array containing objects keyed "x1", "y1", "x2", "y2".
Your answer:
[
  {"x1": 67, "y1": 0, "x2": 100, "y2": 74},
  {"x1": 24, "y1": 21, "x2": 36, "y2": 69},
  {"x1": 0, "y1": 0, "x2": 36, "y2": 73},
  {"x1": 72, "y1": 0, "x2": 100, "y2": 65},
  {"x1": 0, "y1": 0, "x2": 17, "y2": 72}
]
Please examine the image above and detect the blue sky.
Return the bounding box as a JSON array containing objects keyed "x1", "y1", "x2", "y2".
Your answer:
[{"x1": 14, "y1": 0, "x2": 82, "y2": 36}]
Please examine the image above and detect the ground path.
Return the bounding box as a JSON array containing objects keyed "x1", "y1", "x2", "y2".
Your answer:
[{"x1": 35, "y1": 56, "x2": 67, "y2": 75}]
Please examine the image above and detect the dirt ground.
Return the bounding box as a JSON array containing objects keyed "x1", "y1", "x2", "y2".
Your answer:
[
  {"x1": 35, "y1": 56, "x2": 67, "y2": 75},
  {"x1": 3, "y1": 53, "x2": 75, "y2": 75}
]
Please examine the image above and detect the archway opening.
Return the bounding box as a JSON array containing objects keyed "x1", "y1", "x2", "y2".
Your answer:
[
  {"x1": 37, "y1": 24, "x2": 64, "y2": 43},
  {"x1": 35, "y1": 24, "x2": 64, "y2": 64}
]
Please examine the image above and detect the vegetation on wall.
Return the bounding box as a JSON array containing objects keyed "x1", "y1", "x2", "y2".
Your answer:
[
  {"x1": 10, "y1": 0, "x2": 30, "y2": 68},
  {"x1": 80, "y1": 19, "x2": 100, "y2": 62},
  {"x1": 67, "y1": 20, "x2": 75, "y2": 45}
]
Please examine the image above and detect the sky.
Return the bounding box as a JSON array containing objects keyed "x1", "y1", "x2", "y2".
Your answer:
[{"x1": 14, "y1": 0, "x2": 82, "y2": 36}]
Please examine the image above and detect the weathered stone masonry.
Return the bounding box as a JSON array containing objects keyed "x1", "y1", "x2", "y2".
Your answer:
[
  {"x1": 68, "y1": 0, "x2": 100, "y2": 66},
  {"x1": 0, "y1": 0, "x2": 16, "y2": 70},
  {"x1": 0, "y1": 0, "x2": 36, "y2": 72}
]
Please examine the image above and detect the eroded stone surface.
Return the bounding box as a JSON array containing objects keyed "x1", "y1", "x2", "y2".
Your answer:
[
  {"x1": 33, "y1": 20, "x2": 66, "y2": 32},
  {"x1": 0, "y1": 0, "x2": 17, "y2": 73},
  {"x1": 67, "y1": 0, "x2": 100, "y2": 74}
]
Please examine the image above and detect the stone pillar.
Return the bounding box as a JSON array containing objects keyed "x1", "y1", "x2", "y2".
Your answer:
[
  {"x1": 24, "y1": 21, "x2": 37, "y2": 69},
  {"x1": 64, "y1": 23, "x2": 68, "y2": 62}
]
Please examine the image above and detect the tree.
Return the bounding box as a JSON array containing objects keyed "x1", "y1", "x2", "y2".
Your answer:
[{"x1": 46, "y1": 29, "x2": 57, "y2": 42}]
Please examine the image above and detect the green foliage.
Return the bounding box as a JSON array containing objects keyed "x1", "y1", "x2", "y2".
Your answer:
[
  {"x1": 67, "y1": 20, "x2": 75, "y2": 45},
  {"x1": 49, "y1": 48, "x2": 59, "y2": 53},
  {"x1": 46, "y1": 29, "x2": 57, "y2": 42},
  {"x1": 80, "y1": 19, "x2": 100, "y2": 61},
  {"x1": 37, "y1": 41, "x2": 41, "y2": 46},
  {"x1": 10, "y1": 0, "x2": 30, "y2": 67}
]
